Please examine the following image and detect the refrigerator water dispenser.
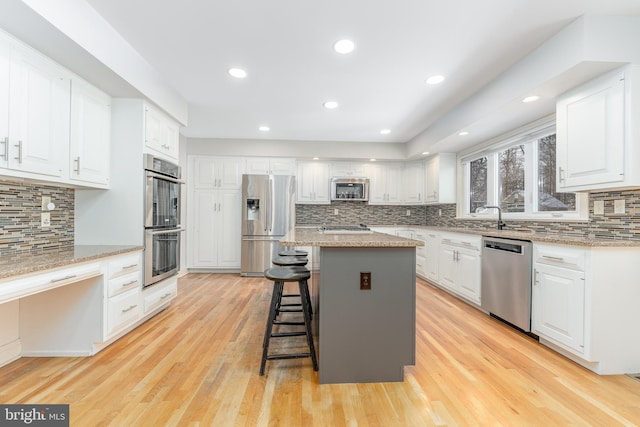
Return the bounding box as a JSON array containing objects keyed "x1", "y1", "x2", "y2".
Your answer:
[{"x1": 246, "y1": 198, "x2": 260, "y2": 221}]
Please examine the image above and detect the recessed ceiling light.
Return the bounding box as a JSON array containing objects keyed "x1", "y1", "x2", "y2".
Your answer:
[
  {"x1": 426, "y1": 75, "x2": 445, "y2": 85},
  {"x1": 422, "y1": 151, "x2": 430, "y2": 155},
  {"x1": 228, "y1": 67, "x2": 247, "y2": 78},
  {"x1": 458, "y1": 131, "x2": 469, "y2": 136},
  {"x1": 259, "y1": 126, "x2": 270, "y2": 132},
  {"x1": 333, "y1": 39, "x2": 355, "y2": 54},
  {"x1": 323, "y1": 101, "x2": 339, "y2": 109},
  {"x1": 370, "y1": 158, "x2": 377, "y2": 162},
  {"x1": 313, "y1": 157, "x2": 319, "y2": 160},
  {"x1": 522, "y1": 95, "x2": 540, "y2": 103},
  {"x1": 380, "y1": 129, "x2": 391, "y2": 135}
]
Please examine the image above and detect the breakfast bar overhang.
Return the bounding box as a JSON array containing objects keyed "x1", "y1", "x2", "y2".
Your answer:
[{"x1": 281, "y1": 228, "x2": 423, "y2": 384}]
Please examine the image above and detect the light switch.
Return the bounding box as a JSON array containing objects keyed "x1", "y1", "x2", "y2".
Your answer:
[
  {"x1": 41, "y1": 212, "x2": 51, "y2": 227},
  {"x1": 614, "y1": 199, "x2": 626, "y2": 214},
  {"x1": 593, "y1": 200, "x2": 604, "y2": 215},
  {"x1": 41, "y1": 196, "x2": 51, "y2": 211}
]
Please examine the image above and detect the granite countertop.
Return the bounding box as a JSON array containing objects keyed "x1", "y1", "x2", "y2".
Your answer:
[
  {"x1": 281, "y1": 228, "x2": 424, "y2": 247},
  {"x1": 360, "y1": 225, "x2": 640, "y2": 247},
  {"x1": 0, "y1": 245, "x2": 144, "y2": 280}
]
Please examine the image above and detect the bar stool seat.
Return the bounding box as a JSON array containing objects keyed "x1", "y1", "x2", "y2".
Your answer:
[
  {"x1": 260, "y1": 267, "x2": 318, "y2": 375},
  {"x1": 272, "y1": 256, "x2": 308, "y2": 267},
  {"x1": 278, "y1": 249, "x2": 308, "y2": 257},
  {"x1": 271, "y1": 256, "x2": 309, "y2": 317}
]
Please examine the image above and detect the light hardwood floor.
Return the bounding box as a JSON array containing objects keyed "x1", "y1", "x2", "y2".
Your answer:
[{"x1": 1, "y1": 273, "x2": 640, "y2": 426}]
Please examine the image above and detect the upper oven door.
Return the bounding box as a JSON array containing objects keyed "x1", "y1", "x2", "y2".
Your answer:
[{"x1": 145, "y1": 171, "x2": 181, "y2": 228}]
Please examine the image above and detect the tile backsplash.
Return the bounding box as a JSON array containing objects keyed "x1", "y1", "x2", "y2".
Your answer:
[
  {"x1": 0, "y1": 180, "x2": 74, "y2": 253},
  {"x1": 297, "y1": 189, "x2": 640, "y2": 240}
]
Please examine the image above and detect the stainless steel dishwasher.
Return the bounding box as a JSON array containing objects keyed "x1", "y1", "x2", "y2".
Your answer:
[{"x1": 481, "y1": 236, "x2": 533, "y2": 332}]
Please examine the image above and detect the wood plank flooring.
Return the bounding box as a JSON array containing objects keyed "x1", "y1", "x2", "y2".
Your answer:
[{"x1": 1, "y1": 273, "x2": 640, "y2": 426}]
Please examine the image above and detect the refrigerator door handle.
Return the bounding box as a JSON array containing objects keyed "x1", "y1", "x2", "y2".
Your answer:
[{"x1": 264, "y1": 178, "x2": 270, "y2": 232}]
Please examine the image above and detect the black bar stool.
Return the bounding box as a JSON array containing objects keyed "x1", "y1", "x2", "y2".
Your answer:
[
  {"x1": 278, "y1": 249, "x2": 308, "y2": 257},
  {"x1": 271, "y1": 256, "x2": 310, "y2": 317},
  {"x1": 260, "y1": 267, "x2": 318, "y2": 375}
]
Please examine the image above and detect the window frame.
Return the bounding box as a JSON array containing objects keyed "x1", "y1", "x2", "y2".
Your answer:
[{"x1": 457, "y1": 123, "x2": 588, "y2": 222}]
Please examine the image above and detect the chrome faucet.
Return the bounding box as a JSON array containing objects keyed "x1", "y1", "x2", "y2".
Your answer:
[{"x1": 483, "y1": 205, "x2": 505, "y2": 230}]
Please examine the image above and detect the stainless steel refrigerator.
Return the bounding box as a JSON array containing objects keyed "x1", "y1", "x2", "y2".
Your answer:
[{"x1": 241, "y1": 174, "x2": 296, "y2": 276}]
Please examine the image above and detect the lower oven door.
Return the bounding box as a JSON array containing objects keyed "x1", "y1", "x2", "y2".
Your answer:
[{"x1": 145, "y1": 228, "x2": 183, "y2": 287}]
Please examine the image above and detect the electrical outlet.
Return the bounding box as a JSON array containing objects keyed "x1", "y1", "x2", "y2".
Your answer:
[
  {"x1": 41, "y1": 196, "x2": 51, "y2": 211},
  {"x1": 360, "y1": 272, "x2": 371, "y2": 290},
  {"x1": 406, "y1": 209, "x2": 411, "y2": 216},
  {"x1": 614, "y1": 199, "x2": 625, "y2": 214},
  {"x1": 41, "y1": 212, "x2": 51, "y2": 227},
  {"x1": 334, "y1": 208, "x2": 339, "y2": 215},
  {"x1": 593, "y1": 200, "x2": 604, "y2": 215},
  {"x1": 438, "y1": 209, "x2": 442, "y2": 216}
]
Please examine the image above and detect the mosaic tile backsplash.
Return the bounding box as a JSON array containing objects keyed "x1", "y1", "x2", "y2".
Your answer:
[
  {"x1": 297, "y1": 188, "x2": 640, "y2": 240},
  {"x1": 0, "y1": 180, "x2": 75, "y2": 253}
]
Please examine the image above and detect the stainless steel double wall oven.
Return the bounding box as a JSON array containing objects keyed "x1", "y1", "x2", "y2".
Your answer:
[{"x1": 144, "y1": 154, "x2": 184, "y2": 287}]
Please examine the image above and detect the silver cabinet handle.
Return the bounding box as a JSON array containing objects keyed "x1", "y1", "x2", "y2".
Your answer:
[
  {"x1": 160, "y1": 292, "x2": 172, "y2": 300},
  {"x1": 14, "y1": 140, "x2": 22, "y2": 163},
  {"x1": 0, "y1": 137, "x2": 7, "y2": 159},
  {"x1": 122, "y1": 304, "x2": 138, "y2": 313},
  {"x1": 51, "y1": 274, "x2": 76, "y2": 283},
  {"x1": 558, "y1": 166, "x2": 565, "y2": 183},
  {"x1": 73, "y1": 156, "x2": 81, "y2": 174},
  {"x1": 121, "y1": 280, "x2": 137, "y2": 287},
  {"x1": 542, "y1": 255, "x2": 564, "y2": 261},
  {"x1": 122, "y1": 264, "x2": 138, "y2": 270},
  {"x1": 533, "y1": 269, "x2": 539, "y2": 286}
]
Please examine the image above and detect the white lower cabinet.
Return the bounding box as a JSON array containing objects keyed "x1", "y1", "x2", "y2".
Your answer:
[
  {"x1": 438, "y1": 233, "x2": 481, "y2": 305},
  {"x1": 143, "y1": 276, "x2": 178, "y2": 314},
  {"x1": 104, "y1": 252, "x2": 142, "y2": 338},
  {"x1": 424, "y1": 232, "x2": 440, "y2": 283},
  {"x1": 532, "y1": 262, "x2": 585, "y2": 354}
]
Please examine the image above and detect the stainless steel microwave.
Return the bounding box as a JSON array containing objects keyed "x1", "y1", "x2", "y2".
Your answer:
[{"x1": 331, "y1": 177, "x2": 369, "y2": 201}]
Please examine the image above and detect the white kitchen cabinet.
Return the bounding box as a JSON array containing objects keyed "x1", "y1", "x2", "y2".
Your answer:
[
  {"x1": 556, "y1": 67, "x2": 629, "y2": 191},
  {"x1": 69, "y1": 78, "x2": 111, "y2": 187},
  {"x1": 413, "y1": 230, "x2": 427, "y2": 278},
  {"x1": 438, "y1": 233, "x2": 481, "y2": 304},
  {"x1": 297, "y1": 160, "x2": 330, "y2": 204},
  {"x1": 6, "y1": 44, "x2": 70, "y2": 178},
  {"x1": 533, "y1": 263, "x2": 585, "y2": 355},
  {"x1": 145, "y1": 103, "x2": 179, "y2": 161},
  {"x1": 404, "y1": 161, "x2": 425, "y2": 204},
  {"x1": 425, "y1": 153, "x2": 456, "y2": 204},
  {"x1": 330, "y1": 161, "x2": 369, "y2": 177},
  {"x1": 190, "y1": 155, "x2": 245, "y2": 190},
  {"x1": 369, "y1": 162, "x2": 403, "y2": 205},
  {"x1": 424, "y1": 231, "x2": 440, "y2": 283},
  {"x1": 104, "y1": 252, "x2": 142, "y2": 338},
  {"x1": 142, "y1": 275, "x2": 178, "y2": 314},
  {"x1": 246, "y1": 157, "x2": 296, "y2": 175},
  {"x1": 188, "y1": 189, "x2": 242, "y2": 269}
]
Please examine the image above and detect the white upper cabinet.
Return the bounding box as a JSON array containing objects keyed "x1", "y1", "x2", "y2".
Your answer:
[
  {"x1": 330, "y1": 161, "x2": 369, "y2": 177},
  {"x1": 191, "y1": 156, "x2": 245, "y2": 190},
  {"x1": 246, "y1": 157, "x2": 296, "y2": 175},
  {"x1": 296, "y1": 160, "x2": 330, "y2": 204},
  {"x1": 404, "y1": 161, "x2": 425, "y2": 204},
  {"x1": 556, "y1": 65, "x2": 640, "y2": 192},
  {"x1": 7, "y1": 44, "x2": 70, "y2": 178},
  {"x1": 425, "y1": 153, "x2": 456, "y2": 204},
  {"x1": 69, "y1": 78, "x2": 111, "y2": 187},
  {"x1": 144, "y1": 104, "x2": 179, "y2": 161},
  {"x1": 369, "y1": 162, "x2": 403, "y2": 205}
]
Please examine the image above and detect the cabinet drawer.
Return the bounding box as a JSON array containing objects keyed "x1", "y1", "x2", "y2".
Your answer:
[
  {"x1": 107, "y1": 253, "x2": 141, "y2": 280},
  {"x1": 143, "y1": 280, "x2": 177, "y2": 314},
  {"x1": 440, "y1": 233, "x2": 481, "y2": 251},
  {"x1": 534, "y1": 244, "x2": 586, "y2": 271},
  {"x1": 107, "y1": 271, "x2": 140, "y2": 298},
  {"x1": 107, "y1": 288, "x2": 141, "y2": 335}
]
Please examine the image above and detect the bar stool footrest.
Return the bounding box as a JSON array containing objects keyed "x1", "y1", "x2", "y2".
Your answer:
[{"x1": 266, "y1": 353, "x2": 312, "y2": 360}]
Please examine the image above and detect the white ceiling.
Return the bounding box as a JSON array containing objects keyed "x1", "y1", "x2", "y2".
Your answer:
[{"x1": 23, "y1": 0, "x2": 640, "y2": 154}]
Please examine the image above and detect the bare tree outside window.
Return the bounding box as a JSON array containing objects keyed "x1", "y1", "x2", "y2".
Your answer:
[
  {"x1": 469, "y1": 157, "x2": 487, "y2": 213},
  {"x1": 499, "y1": 145, "x2": 525, "y2": 212},
  {"x1": 538, "y1": 135, "x2": 576, "y2": 211}
]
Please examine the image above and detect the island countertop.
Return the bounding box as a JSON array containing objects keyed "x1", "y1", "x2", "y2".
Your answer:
[{"x1": 281, "y1": 228, "x2": 424, "y2": 247}]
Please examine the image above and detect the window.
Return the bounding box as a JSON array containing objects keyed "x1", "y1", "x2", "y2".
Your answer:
[{"x1": 461, "y1": 124, "x2": 585, "y2": 220}]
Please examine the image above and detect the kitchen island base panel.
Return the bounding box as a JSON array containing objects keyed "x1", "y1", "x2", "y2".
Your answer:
[{"x1": 318, "y1": 247, "x2": 416, "y2": 384}]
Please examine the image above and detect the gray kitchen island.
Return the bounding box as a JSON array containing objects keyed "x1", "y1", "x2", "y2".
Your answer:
[{"x1": 280, "y1": 228, "x2": 423, "y2": 384}]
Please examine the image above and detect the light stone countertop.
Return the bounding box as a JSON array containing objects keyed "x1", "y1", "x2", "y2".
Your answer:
[
  {"x1": 281, "y1": 228, "x2": 424, "y2": 247},
  {"x1": 372, "y1": 225, "x2": 640, "y2": 247},
  {"x1": 0, "y1": 245, "x2": 144, "y2": 281}
]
